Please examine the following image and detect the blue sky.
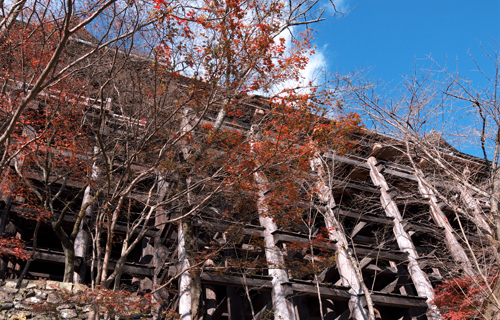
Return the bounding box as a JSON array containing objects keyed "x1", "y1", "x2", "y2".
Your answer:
[
  {"x1": 306, "y1": 1, "x2": 499, "y2": 156},
  {"x1": 313, "y1": 1, "x2": 500, "y2": 84}
]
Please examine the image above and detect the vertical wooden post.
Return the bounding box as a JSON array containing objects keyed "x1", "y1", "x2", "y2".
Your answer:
[
  {"x1": 178, "y1": 108, "x2": 195, "y2": 320},
  {"x1": 292, "y1": 296, "x2": 310, "y2": 320},
  {"x1": 310, "y1": 155, "x2": 370, "y2": 320},
  {"x1": 254, "y1": 170, "x2": 296, "y2": 320},
  {"x1": 415, "y1": 171, "x2": 474, "y2": 275},
  {"x1": 251, "y1": 126, "x2": 296, "y2": 320},
  {"x1": 227, "y1": 287, "x2": 245, "y2": 320},
  {"x1": 153, "y1": 174, "x2": 170, "y2": 315},
  {"x1": 178, "y1": 222, "x2": 192, "y2": 320},
  {"x1": 367, "y1": 157, "x2": 440, "y2": 320},
  {"x1": 205, "y1": 284, "x2": 217, "y2": 320}
]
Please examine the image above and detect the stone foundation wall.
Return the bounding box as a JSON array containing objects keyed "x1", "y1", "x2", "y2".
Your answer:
[{"x1": 0, "y1": 280, "x2": 154, "y2": 320}]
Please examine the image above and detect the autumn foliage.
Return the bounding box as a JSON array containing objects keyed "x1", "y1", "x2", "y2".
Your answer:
[
  {"x1": 0, "y1": 0, "x2": 363, "y2": 318},
  {"x1": 433, "y1": 273, "x2": 498, "y2": 319}
]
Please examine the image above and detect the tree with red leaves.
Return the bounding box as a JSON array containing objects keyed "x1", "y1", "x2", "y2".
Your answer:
[{"x1": 0, "y1": 0, "x2": 363, "y2": 319}]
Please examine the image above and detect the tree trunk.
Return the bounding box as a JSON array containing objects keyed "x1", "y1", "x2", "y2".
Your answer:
[
  {"x1": 0, "y1": 0, "x2": 27, "y2": 38},
  {"x1": 0, "y1": 195, "x2": 11, "y2": 278},
  {"x1": 63, "y1": 244, "x2": 76, "y2": 283},
  {"x1": 368, "y1": 157, "x2": 440, "y2": 320},
  {"x1": 74, "y1": 184, "x2": 92, "y2": 284},
  {"x1": 74, "y1": 148, "x2": 99, "y2": 283},
  {"x1": 16, "y1": 220, "x2": 40, "y2": 288}
]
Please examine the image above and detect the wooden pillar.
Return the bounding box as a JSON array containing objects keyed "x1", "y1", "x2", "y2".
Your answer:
[
  {"x1": 415, "y1": 170, "x2": 474, "y2": 275},
  {"x1": 292, "y1": 296, "x2": 310, "y2": 320},
  {"x1": 178, "y1": 222, "x2": 191, "y2": 320},
  {"x1": 459, "y1": 185, "x2": 492, "y2": 235},
  {"x1": 310, "y1": 155, "x2": 369, "y2": 320},
  {"x1": 227, "y1": 287, "x2": 245, "y2": 320},
  {"x1": 251, "y1": 126, "x2": 296, "y2": 320},
  {"x1": 458, "y1": 185, "x2": 500, "y2": 261},
  {"x1": 178, "y1": 108, "x2": 195, "y2": 320},
  {"x1": 368, "y1": 157, "x2": 440, "y2": 320},
  {"x1": 254, "y1": 170, "x2": 296, "y2": 320}
]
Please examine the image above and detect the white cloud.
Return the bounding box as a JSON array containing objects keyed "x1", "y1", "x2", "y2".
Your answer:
[{"x1": 266, "y1": 28, "x2": 327, "y2": 96}]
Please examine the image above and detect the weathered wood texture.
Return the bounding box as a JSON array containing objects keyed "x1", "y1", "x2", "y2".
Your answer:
[{"x1": 368, "y1": 157, "x2": 440, "y2": 320}]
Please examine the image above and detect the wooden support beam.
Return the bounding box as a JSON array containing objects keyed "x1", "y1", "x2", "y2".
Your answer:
[
  {"x1": 323, "y1": 299, "x2": 336, "y2": 320},
  {"x1": 353, "y1": 246, "x2": 408, "y2": 262},
  {"x1": 30, "y1": 249, "x2": 154, "y2": 277},
  {"x1": 272, "y1": 230, "x2": 337, "y2": 251},
  {"x1": 416, "y1": 172, "x2": 474, "y2": 275},
  {"x1": 192, "y1": 218, "x2": 264, "y2": 238},
  {"x1": 319, "y1": 265, "x2": 338, "y2": 283},
  {"x1": 288, "y1": 281, "x2": 428, "y2": 309},
  {"x1": 364, "y1": 264, "x2": 398, "y2": 277},
  {"x1": 211, "y1": 296, "x2": 227, "y2": 320},
  {"x1": 287, "y1": 281, "x2": 351, "y2": 301},
  {"x1": 379, "y1": 278, "x2": 401, "y2": 294},
  {"x1": 324, "y1": 154, "x2": 370, "y2": 170},
  {"x1": 370, "y1": 292, "x2": 427, "y2": 309},
  {"x1": 201, "y1": 272, "x2": 273, "y2": 290},
  {"x1": 331, "y1": 178, "x2": 381, "y2": 194},
  {"x1": 333, "y1": 206, "x2": 394, "y2": 226},
  {"x1": 351, "y1": 222, "x2": 367, "y2": 238}
]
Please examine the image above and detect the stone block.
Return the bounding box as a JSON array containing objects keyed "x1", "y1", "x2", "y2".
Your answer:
[
  {"x1": 26, "y1": 297, "x2": 42, "y2": 304},
  {"x1": 26, "y1": 281, "x2": 45, "y2": 290},
  {"x1": 56, "y1": 304, "x2": 74, "y2": 311},
  {"x1": 72, "y1": 284, "x2": 87, "y2": 292},
  {"x1": 58, "y1": 282, "x2": 73, "y2": 291},
  {"x1": 1, "y1": 288, "x2": 18, "y2": 295},
  {"x1": 0, "y1": 303, "x2": 14, "y2": 311},
  {"x1": 46, "y1": 293, "x2": 61, "y2": 304},
  {"x1": 24, "y1": 290, "x2": 35, "y2": 298},
  {"x1": 13, "y1": 302, "x2": 28, "y2": 310},
  {"x1": 59, "y1": 309, "x2": 77, "y2": 319},
  {"x1": 3, "y1": 281, "x2": 16, "y2": 289},
  {"x1": 45, "y1": 281, "x2": 59, "y2": 290},
  {"x1": 34, "y1": 291, "x2": 47, "y2": 299}
]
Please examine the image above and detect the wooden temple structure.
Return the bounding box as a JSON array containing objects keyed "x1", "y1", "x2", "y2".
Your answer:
[{"x1": 0, "y1": 34, "x2": 491, "y2": 320}]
